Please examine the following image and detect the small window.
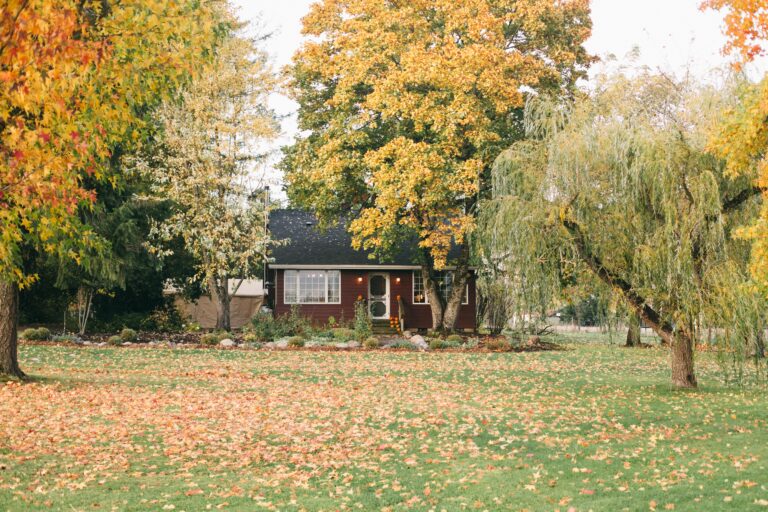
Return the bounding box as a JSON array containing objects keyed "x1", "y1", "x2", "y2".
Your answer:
[
  {"x1": 284, "y1": 270, "x2": 341, "y2": 304},
  {"x1": 412, "y1": 271, "x2": 469, "y2": 305}
]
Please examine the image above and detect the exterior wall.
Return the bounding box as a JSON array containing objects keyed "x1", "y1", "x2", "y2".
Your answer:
[{"x1": 274, "y1": 269, "x2": 476, "y2": 331}]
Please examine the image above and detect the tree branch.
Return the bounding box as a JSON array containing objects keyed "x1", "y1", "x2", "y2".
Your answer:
[{"x1": 560, "y1": 217, "x2": 674, "y2": 343}]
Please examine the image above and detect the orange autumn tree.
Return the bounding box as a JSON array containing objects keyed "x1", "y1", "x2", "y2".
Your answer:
[
  {"x1": 0, "y1": 0, "x2": 226, "y2": 379},
  {"x1": 283, "y1": 0, "x2": 593, "y2": 331},
  {"x1": 704, "y1": 0, "x2": 768, "y2": 289}
]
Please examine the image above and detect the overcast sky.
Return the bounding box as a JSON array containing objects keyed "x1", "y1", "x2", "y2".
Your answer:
[{"x1": 234, "y1": 0, "x2": 767, "y2": 194}]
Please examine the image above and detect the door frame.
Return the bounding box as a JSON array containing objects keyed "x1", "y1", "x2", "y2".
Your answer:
[{"x1": 367, "y1": 272, "x2": 390, "y2": 319}]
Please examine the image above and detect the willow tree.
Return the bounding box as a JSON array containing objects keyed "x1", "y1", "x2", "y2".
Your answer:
[
  {"x1": 282, "y1": 0, "x2": 593, "y2": 331},
  {"x1": 479, "y1": 72, "x2": 765, "y2": 388},
  {"x1": 134, "y1": 30, "x2": 279, "y2": 332}
]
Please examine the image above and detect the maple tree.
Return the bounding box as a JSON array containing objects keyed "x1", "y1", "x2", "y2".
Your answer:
[
  {"x1": 0, "y1": 0, "x2": 226, "y2": 379},
  {"x1": 282, "y1": 0, "x2": 593, "y2": 331},
  {"x1": 133, "y1": 31, "x2": 279, "y2": 332},
  {"x1": 704, "y1": 0, "x2": 768, "y2": 293},
  {"x1": 479, "y1": 72, "x2": 765, "y2": 388}
]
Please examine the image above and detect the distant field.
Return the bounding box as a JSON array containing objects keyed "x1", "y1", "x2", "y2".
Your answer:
[{"x1": 1, "y1": 337, "x2": 766, "y2": 511}]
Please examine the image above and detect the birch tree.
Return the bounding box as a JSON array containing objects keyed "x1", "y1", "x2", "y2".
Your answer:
[
  {"x1": 479, "y1": 72, "x2": 765, "y2": 388},
  {"x1": 136, "y1": 31, "x2": 279, "y2": 332}
]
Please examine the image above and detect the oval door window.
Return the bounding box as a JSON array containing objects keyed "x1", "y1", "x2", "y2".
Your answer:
[
  {"x1": 370, "y1": 275, "x2": 386, "y2": 296},
  {"x1": 370, "y1": 301, "x2": 387, "y2": 317}
]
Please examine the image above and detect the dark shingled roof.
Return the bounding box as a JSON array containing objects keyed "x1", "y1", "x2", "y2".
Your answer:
[{"x1": 268, "y1": 209, "x2": 429, "y2": 267}]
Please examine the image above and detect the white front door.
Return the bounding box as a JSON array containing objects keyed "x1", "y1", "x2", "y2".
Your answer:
[{"x1": 368, "y1": 273, "x2": 390, "y2": 319}]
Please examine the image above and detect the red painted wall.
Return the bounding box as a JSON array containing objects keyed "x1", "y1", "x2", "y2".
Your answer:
[{"x1": 274, "y1": 269, "x2": 476, "y2": 331}]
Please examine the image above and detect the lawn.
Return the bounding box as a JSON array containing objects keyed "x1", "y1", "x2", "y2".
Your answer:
[{"x1": 1, "y1": 337, "x2": 766, "y2": 511}]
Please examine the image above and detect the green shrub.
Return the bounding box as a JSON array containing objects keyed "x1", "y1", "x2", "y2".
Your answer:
[
  {"x1": 20, "y1": 328, "x2": 36, "y2": 340},
  {"x1": 214, "y1": 331, "x2": 233, "y2": 342},
  {"x1": 108, "y1": 335, "x2": 123, "y2": 346},
  {"x1": 119, "y1": 328, "x2": 138, "y2": 342},
  {"x1": 430, "y1": 338, "x2": 462, "y2": 350},
  {"x1": 446, "y1": 334, "x2": 463, "y2": 343},
  {"x1": 316, "y1": 330, "x2": 334, "y2": 339},
  {"x1": 363, "y1": 337, "x2": 380, "y2": 349},
  {"x1": 389, "y1": 340, "x2": 417, "y2": 350},
  {"x1": 287, "y1": 336, "x2": 305, "y2": 348},
  {"x1": 20, "y1": 327, "x2": 52, "y2": 341},
  {"x1": 200, "y1": 333, "x2": 218, "y2": 346},
  {"x1": 242, "y1": 332, "x2": 259, "y2": 344},
  {"x1": 354, "y1": 300, "x2": 372, "y2": 340},
  {"x1": 140, "y1": 303, "x2": 185, "y2": 332},
  {"x1": 332, "y1": 327, "x2": 355, "y2": 341},
  {"x1": 327, "y1": 316, "x2": 337, "y2": 328},
  {"x1": 252, "y1": 307, "x2": 312, "y2": 340},
  {"x1": 52, "y1": 334, "x2": 79, "y2": 344}
]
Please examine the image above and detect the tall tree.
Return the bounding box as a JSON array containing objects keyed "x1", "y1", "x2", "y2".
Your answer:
[
  {"x1": 134, "y1": 31, "x2": 279, "y2": 332},
  {"x1": 704, "y1": 0, "x2": 768, "y2": 291},
  {"x1": 282, "y1": 0, "x2": 593, "y2": 331},
  {"x1": 479, "y1": 72, "x2": 765, "y2": 388},
  {"x1": 0, "y1": 0, "x2": 225, "y2": 379}
]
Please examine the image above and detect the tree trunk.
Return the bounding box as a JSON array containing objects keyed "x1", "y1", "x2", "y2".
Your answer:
[
  {"x1": 671, "y1": 330, "x2": 697, "y2": 389},
  {"x1": 211, "y1": 277, "x2": 231, "y2": 332},
  {"x1": 0, "y1": 281, "x2": 25, "y2": 380},
  {"x1": 422, "y1": 268, "x2": 444, "y2": 331},
  {"x1": 626, "y1": 313, "x2": 641, "y2": 347},
  {"x1": 441, "y1": 269, "x2": 470, "y2": 332}
]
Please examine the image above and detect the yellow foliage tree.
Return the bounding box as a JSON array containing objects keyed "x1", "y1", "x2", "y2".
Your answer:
[
  {"x1": 704, "y1": 0, "x2": 768, "y2": 288},
  {"x1": 283, "y1": 0, "x2": 593, "y2": 330}
]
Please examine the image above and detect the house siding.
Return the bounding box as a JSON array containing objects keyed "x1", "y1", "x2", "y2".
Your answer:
[{"x1": 274, "y1": 269, "x2": 476, "y2": 331}]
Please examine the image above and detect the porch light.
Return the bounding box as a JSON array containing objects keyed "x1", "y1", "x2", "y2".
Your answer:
[
  {"x1": 395, "y1": 277, "x2": 401, "y2": 284},
  {"x1": 357, "y1": 276, "x2": 363, "y2": 284}
]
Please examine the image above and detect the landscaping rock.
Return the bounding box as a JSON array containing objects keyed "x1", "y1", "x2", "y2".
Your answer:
[
  {"x1": 333, "y1": 342, "x2": 350, "y2": 349},
  {"x1": 122, "y1": 342, "x2": 133, "y2": 347},
  {"x1": 347, "y1": 340, "x2": 361, "y2": 349},
  {"x1": 219, "y1": 338, "x2": 236, "y2": 348},
  {"x1": 402, "y1": 330, "x2": 413, "y2": 339},
  {"x1": 410, "y1": 335, "x2": 428, "y2": 350}
]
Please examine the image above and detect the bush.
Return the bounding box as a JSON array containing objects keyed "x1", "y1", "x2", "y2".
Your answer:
[
  {"x1": 20, "y1": 328, "x2": 51, "y2": 341},
  {"x1": 389, "y1": 340, "x2": 418, "y2": 350},
  {"x1": 287, "y1": 336, "x2": 305, "y2": 348},
  {"x1": 200, "y1": 333, "x2": 218, "y2": 346},
  {"x1": 52, "y1": 334, "x2": 79, "y2": 344},
  {"x1": 140, "y1": 303, "x2": 186, "y2": 332},
  {"x1": 242, "y1": 332, "x2": 259, "y2": 344},
  {"x1": 485, "y1": 337, "x2": 512, "y2": 351},
  {"x1": 108, "y1": 335, "x2": 123, "y2": 346},
  {"x1": 354, "y1": 300, "x2": 372, "y2": 340},
  {"x1": 251, "y1": 306, "x2": 310, "y2": 341},
  {"x1": 430, "y1": 337, "x2": 462, "y2": 350},
  {"x1": 446, "y1": 334, "x2": 463, "y2": 343},
  {"x1": 327, "y1": 316, "x2": 337, "y2": 328},
  {"x1": 332, "y1": 327, "x2": 356, "y2": 341},
  {"x1": 119, "y1": 328, "x2": 138, "y2": 342},
  {"x1": 363, "y1": 337, "x2": 380, "y2": 349},
  {"x1": 213, "y1": 331, "x2": 233, "y2": 342}
]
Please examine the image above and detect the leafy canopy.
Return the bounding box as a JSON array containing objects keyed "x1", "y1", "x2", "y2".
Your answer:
[
  {"x1": 479, "y1": 72, "x2": 765, "y2": 385},
  {"x1": 283, "y1": 0, "x2": 592, "y2": 268},
  {"x1": 0, "y1": 0, "x2": 226, "y2": 286},
  {"x1": 132, "y1": 27, "x2": 279, "y2": 297}
]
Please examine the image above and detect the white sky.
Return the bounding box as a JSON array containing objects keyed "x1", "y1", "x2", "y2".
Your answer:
[{"x1": 234, "y1": 0, "x2": 768, "y2": 195}]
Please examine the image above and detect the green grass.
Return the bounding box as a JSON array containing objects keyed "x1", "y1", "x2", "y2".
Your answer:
[{"x1": 0, "y1": 336, "x2": 766, "y2": 511}]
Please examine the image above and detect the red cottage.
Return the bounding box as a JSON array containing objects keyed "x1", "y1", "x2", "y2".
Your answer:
[{"x1": 266, "y1": 210, "x2": 476, "y2": 332}]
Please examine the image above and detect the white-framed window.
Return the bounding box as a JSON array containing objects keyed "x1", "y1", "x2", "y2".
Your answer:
[
  {"x1": 413, "y1": 271, "x2": 469, "y2": 305},
  {"x1": 284, "y1": 270, "x2": 341, "y2": 304}
]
